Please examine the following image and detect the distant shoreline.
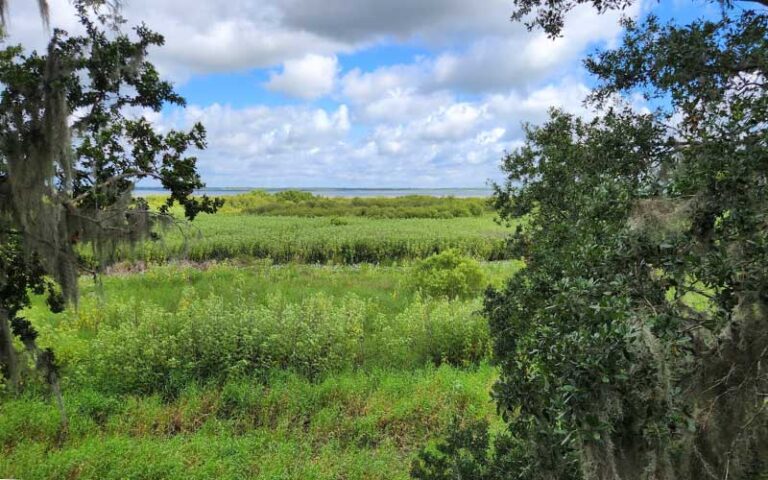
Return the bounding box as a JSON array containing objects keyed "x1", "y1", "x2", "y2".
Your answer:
[{"x1": 134, "y1": 187, "x2": 494, "y2": 198}]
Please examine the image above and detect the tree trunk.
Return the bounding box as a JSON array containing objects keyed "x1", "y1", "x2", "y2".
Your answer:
[{"x1": 0, "y1": 307, "x2": 20, "y2": 390}]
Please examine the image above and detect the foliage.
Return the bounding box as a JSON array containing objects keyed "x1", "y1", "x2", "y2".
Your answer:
[
  {"x1": 273, "y1": 189, "x2": 317, "y2": 203},
  {"x1": 108, "y1": 214, "x2": 513, "y2": 265},
  {"x1": 410, "y1": 250, "x2": 486, "y2": 300},
  {"x1": 17, "y1": 261, "x2": 520, "y2": 394},
  {"x1": 0, "y1": 238, "x2": 64, "y2": 397},
  {"x1": 411, "y1": 418, "x2": 527, "y2": 480},
  {"x1": 0, "y1": 0, "x2": 218, "y2": 398},
  {"x1": 431, "y1": 3, "x2": 768, "y2": 480},
  {"x1": 0, "y1": 0, "x2": 218, "y2": 300},
  {"x1": 0, "y1": 365, "x2": 499, "y2": 480},
  {"x1": 509, "y1": 0, "x2": 636, "y2": 37},
  {"x1": 192, "y1": 190, "x2": 491, "y2": 219},
  {"x1": 411, "y1": 417, "x2": 494, "y2": 480},
  {"x1": 0, "y1": 259, "x2": 510, "y2": 479},
  {"x1": 46, "y1": 288, "x2": 489, "y2": 395}
]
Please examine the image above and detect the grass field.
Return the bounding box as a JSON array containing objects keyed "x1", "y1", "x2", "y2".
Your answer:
[
  {"x1": 3, "y1": 197, "x2": 522, "y2": 479},
  {"x1": 27, "y1": 261, "x2": 520, "y2": 394},
  {"x1": 154, "y1": 190, "x2": 493, "y2": 219},
  {"x1": 1, "y1": 365, "x2": 499, "y2": 480},
  {"x1": 108, "y1": 213, "x2": 512, "y2": 265},
  {"x1": 107, "y1": 192, "x2": 513, "y2": 265}
]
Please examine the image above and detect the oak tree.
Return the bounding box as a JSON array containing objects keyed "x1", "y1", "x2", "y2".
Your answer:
[
  {"x1": 414, "y1": 1, "x2": 768, "y2": 479},
  {"x1": 0, "y1": 0, "x2": 220, "y2": 424}
]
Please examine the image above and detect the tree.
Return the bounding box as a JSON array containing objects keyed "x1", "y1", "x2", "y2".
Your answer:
[
  {"x1": 0, "y1": 0, "x2": 220, "y2": 423},
  {"x1": 414, "y1": 1, "x2": 768, "y2": 479}
]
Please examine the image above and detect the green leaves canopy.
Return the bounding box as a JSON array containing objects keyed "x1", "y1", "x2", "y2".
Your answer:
[
  {"x1": 416, "y1": 3, "x2": 768, "y2": 480},
  {"x1": 485, "y1": 7, "x2": 768, "y2": 479}
]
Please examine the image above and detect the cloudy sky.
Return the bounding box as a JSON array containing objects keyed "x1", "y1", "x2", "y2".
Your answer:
[{"x1": 4, "y1": 0, "x2": 712, "y2": 187}]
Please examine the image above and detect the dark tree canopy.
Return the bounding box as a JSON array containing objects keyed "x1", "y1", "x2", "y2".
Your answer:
[
  {"x1": 0, "y1": 0, "x2": 220, "y2": 412},
  {"x1": 414, "y1": 2, "x2": 768, "y2": 480}
]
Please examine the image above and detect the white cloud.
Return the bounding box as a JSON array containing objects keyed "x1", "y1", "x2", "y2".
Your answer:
[
  {"x1": 277, "y1": 0, "x2": 514, "y2": 43},
  {"x1": 429, "y1": 3, "x2": 640, "y2": 92},
  {"x1": 151, "y1": 77, "x2": 606, "y2": 187},
  {"x1": 486, "y1": 80, "x2": 592, "y2": 121},
  {"x1": 416, "y1": 103, "x2": 485, "y2": 142},
  {"x1": 361, "y1": 89, "x2": 453, "y2": 124},
  {"x1": 266, "y1": 54, "x2": 339, "y2": 99},
  {"x1": 341, "y1": 65, "x2": 424, "y2": 104},
  {"x1": 329, "y1": 1, "x2": 640, "y2": 109},
  {"x1": 0, "y1": 0, "x2": 649, "y2": 187},
  {"x1": 2, "y1": 0, "x2": 346, "y2": 80},
  {"x1": 4, "y1": 0, "x2": 636, "y2": 85},
  {"x1": 476, "y1": 128, "x2": 506, "y2": 145}
]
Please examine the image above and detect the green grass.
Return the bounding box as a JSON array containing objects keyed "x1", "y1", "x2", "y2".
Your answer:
[
  {"x1": 42, "y1": 260, "x2": 520, "y2": 316},
  {"x1": 0, "y1": 365, "x2": 499, "y2": 480},
  {"x1": 108, "y1": 214, "x2": 512, "y2": 265},
  {"x1": 27, "y1": 261, "x2": 521, "y2": 395},
  {"x1": 3, "y1": 211, "x2": 523, "y2": 480}
]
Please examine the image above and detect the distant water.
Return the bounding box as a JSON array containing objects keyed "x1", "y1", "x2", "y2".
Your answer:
[{"x1": 134, "y1": 187, "x2": 493, "y2": 198}]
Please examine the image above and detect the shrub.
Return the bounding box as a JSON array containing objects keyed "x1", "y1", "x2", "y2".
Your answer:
[
  {"x1": 330, "y1": 217, "x2": 350, "y2": 226},
  {"x1": 411, "y1": 417, "x2": 520, "y2": 480},
  {"x1": 273, "y1": 189, "x2": 317, "y2": 203},
  {"x1": 410, "y1": 250, "x2": 486, "y2": 300},
  {"x1": 77, "y1": 293, "x2": 489, "y2": 395},
  {"x1": 72, "y1": 389, "x2": 123, "y2": 424}
]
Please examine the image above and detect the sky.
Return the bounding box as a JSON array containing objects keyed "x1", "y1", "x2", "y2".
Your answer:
[{"x1": 3, "y1": 0, "x2": 720, "y2": 188}]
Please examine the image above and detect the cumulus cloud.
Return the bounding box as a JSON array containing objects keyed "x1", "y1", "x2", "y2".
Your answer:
[
  {"x1": 4, "y1": 0, "x2": 635, "y2": 84},
  {"x1": 150, "y1": 77, "x2": 603, "y2": 187},
  {"x1": 416, "y1": 103, "x2": 486, "y2": 142},
  {"x1": 277, "y1": 0, "x2": 514, "y2": 43},
  {"x1": 0, "y1": 0, "x2": 647, "y2": 187},
  {"x1": 266, "y1": 54, "x2": 339, "y2": 99},
  {"x1": 341, "y1": 65, "x2": 424, "y2": 104},
  {"x1": 345, "y1": 3, "x2": 639, "y2": 95},
  {"x1": 2, "y1": 0, "x2": 346, "y2": 79}
]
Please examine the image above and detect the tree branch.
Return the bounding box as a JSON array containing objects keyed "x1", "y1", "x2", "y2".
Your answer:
[
  {"x1": 68, "y1": 170, "x2": 161, "y2": 204},
  {"x1": 739, "y1": 0, "x2": 768, "y2": 8}
]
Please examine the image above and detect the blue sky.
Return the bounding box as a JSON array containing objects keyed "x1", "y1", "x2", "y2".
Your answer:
[{"x1": 5, "y1": 0, "x2": 723, "y2": 188}]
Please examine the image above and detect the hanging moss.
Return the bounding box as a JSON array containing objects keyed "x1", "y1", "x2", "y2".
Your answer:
[{"x1": 0, "y1": 0, "x2": 220, "y2": 420}]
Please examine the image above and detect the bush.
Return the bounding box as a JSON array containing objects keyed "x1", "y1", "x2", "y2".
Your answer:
[
  {"x1": 273, "y1": 189, "x2": 317, "y2": 203},
  {"x1": 410, "y1": 250, "x2": 486, "y2": 300},
  {"x1": 411, "y1": 417, "x2": 520, "y2": 480},
  {"x1": 73, "y1": 389, "x2": 123, "y2": 424},
  {"x1": 330, "y1": 217, "x2": 350, "y2": 226},
  {"x1": 77, "y1": 293, "x2": 489, "y2": 395}
]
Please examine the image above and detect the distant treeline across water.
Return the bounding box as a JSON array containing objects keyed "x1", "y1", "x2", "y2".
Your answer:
[{"x1": 134, "y1": 187, "x2": 494, "y2": 198}]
